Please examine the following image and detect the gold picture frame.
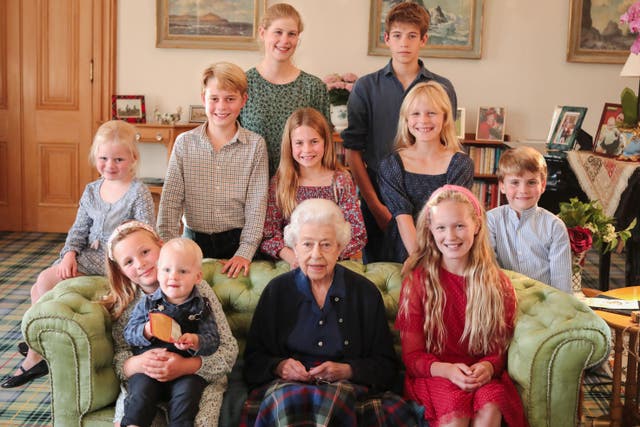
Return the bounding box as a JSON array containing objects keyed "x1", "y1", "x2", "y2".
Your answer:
[
  {"x1": 567, "y1": 0, "x2": 635, "y2": 64},
  {"x1": 156, "y1": 0, "x2": 266, "y2": 50},
  {"x1": 368, "y1": 0, "x2": 484, "y2": 59}
]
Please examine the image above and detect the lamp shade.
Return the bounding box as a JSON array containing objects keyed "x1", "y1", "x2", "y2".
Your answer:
[{"x1": 621, "y1": 53, "x2": 640, "y2": 77}]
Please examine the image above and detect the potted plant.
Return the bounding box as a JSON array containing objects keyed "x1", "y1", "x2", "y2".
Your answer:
[
  {"x1": 557, "y1": 197, "x2": 637, "y2": 292},
  {"x1": 323, "y1": 73, "x2": 358, "y2": 131}
]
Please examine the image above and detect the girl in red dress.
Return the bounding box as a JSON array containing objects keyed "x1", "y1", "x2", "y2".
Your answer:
[{"x1": 396, "y1": 184, "x2": 526, "y2": 427}]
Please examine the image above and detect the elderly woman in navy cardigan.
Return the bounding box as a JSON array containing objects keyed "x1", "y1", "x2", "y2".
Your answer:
[{"x1": 241, "y1": 198, "x2": 417, "y2": 426}]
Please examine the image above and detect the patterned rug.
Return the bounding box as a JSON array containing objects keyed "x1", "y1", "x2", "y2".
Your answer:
[
  {"x1": 0, "y1": 232, "x2": 628, "y2": 426},
  {"x1": 0, "y1": 232, "x2": 65, "y2": 426}
]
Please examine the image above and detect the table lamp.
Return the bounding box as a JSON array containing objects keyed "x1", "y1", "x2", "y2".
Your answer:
[{"x1": 620, "y1": 53, "x2": 640, "y2": 127}]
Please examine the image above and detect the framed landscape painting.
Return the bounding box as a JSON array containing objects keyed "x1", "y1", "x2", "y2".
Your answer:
[
  {"x1": 157, "y1": 0, "x2": 266, "y2": 50},
  {"x1": 567, "y1": 0, "x2": 635, "y2": 64},
  {"x1": 112, "y1": 95, "x2": 146, "y2": 123},
  {"x1": 368, "y1": 0, "x2": 484, "y2": 59}
]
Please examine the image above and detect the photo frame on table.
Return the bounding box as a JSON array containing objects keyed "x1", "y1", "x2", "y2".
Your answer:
[
  {"x1": 475, "y1": 106, "x2": 506, "y2": 142},
  {"x1": 156, "y1": 0, "x2": 266, "y2": 50},
  {"x1": 189, "y1": 105, "x2": 207, "y2": 123},
  {"x1": 593, "y1": 103, "x2": 624, "y2": 157},
  {"x1": 547, "y1": 106, "x2": 588, "y2": 151},
  {"x1": 546, "y1": 106, "x2": 563, "y2": 144},
  {"x1": 567, "y1": 0, "x2": 635, "y2": 64},
  {"x1": 455, "y1": 107, "x2": 466, "y2": 139},
  {"x1": 368, "y1": 0, "x2": 484, "y2": 59},
  {"x1": 112, "y1": 95, "x2": 146, "y2": 123}
]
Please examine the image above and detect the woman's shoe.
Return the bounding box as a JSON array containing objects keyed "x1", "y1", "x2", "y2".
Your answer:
[
  {"x1": 18, "y1": 341, "x2": 29, "y2": 357},
  {"x1": 0, "y1": 360, "x2": 48, "y2": 388}
]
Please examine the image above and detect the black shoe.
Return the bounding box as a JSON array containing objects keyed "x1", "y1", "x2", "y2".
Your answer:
[
  {"x1": 18, "y1": 342, "x2": 28, "y2": 357},
  {"x1": 1, "y1": 360, "x2": 48, "y2": 388}
]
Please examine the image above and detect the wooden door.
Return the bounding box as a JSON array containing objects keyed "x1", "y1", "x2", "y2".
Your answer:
[
  {"x1": 0, "y1": 1, "x2": 22, "y2": 230},
  {"x1": 19, "y1": 0, "x2": 116, "y2": 232},
  {"x1": 21, "y1": 0, "x2": 95, "y2": 232}
]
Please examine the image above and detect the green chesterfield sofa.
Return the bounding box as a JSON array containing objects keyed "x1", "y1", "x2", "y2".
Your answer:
[{"x1": 23, "y1": 259, "x2": 610, "y2": 427}]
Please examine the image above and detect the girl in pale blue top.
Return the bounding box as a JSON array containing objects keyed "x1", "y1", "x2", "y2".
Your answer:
[
  {"x1": 2, "y1": 120, "x2": 155, "y2": 389},
  {"x1": 239, "y1": 3, "x2": 330, "y2": 176}
]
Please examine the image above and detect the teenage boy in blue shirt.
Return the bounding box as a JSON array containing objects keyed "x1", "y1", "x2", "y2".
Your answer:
[{"x1": 341, "y1": 2, "x2": 457, "y2": 263}]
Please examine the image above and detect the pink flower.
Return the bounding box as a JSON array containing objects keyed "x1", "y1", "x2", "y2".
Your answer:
[
  {"x1": 342, "y1": 72, "x2": 358, "y2": 83},
  {"x1": 323, "y1": 74, "x2": 341, "y2": 84},
  {"x1": 621, "y1": 1, "x2": 640, "y2": 53}
]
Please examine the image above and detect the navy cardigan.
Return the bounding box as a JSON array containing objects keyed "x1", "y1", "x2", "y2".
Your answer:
[{"x1": 243, "y1": 264, "x2": 399, "y2": 392}]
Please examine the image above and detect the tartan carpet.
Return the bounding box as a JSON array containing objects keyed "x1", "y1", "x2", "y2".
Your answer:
[
  {"x1": 0, "y1": 232, "x2": 65, "y2": 426},
  {"x1": 0, "y1": 233, "x2": 628, "y2": 426}
]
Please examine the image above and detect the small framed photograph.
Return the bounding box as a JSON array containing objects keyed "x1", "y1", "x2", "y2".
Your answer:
[
  {"x1": 476, "y1": 107, "x2": 506, "y2": 141},
  {"x1": 189, "y1": 105, "x2": 207, "y2": 123},
  {"x1": 455, "y1": 108, "x2": 466, "y2": 139},
  {"x1": 112, "y1": 95, "x2": 146, "y2": 123},
  {"x1": 546, "y1": 105, "x2": 563, "y2": 144},
  {"x1": 593, "y1": 103, "x2": 624, "y2": 157},
  {"x1": 547, "y1": 106, "x2": 588, "y2": 151}
]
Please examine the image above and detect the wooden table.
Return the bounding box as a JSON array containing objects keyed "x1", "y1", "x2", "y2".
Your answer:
[{"x1": 594, "y1": 286, "x2": 640, "y2": 426}]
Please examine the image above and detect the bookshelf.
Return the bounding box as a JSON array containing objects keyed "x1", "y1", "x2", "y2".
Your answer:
[{"x1": 461, "y1": 133, "x2": 509, "y2": 210}]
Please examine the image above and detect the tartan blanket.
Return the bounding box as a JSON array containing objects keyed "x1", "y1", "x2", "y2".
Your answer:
[
  {"x1": 567, "y1": 151, "x2": 640, "y2": 218},
  {"x1": 240, "y1": 380, "x2": 418, "y2": 427}
]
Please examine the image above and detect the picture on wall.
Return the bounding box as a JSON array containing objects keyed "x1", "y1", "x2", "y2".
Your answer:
[
  {"x1": 156, "y1": 0, "x2": 266, "y2": 50},
  {"x1": 112, "y1": 95, "x2": 146, "y2": 123},
  {"x1": 593, "y1": 103, "x2": 624, "y2": 157},
  {"x1": 189, "y1": 105, "x2": 207, "y2": 123},
  {"x1": 475, "y1": 107, "x2": 505, "y2": 141},
  {"x1": 567, "y1": 0, "x2": 636, "y2": 64},
  {"x1": 547, "y1": 106, "x2": 588, "y2": 151},
  {"x1": 455, "y1": 107, "x2": 466, "y2": 139},
  {"x1": 368, "y1": 0, "x2": 484, "y2": 59}
]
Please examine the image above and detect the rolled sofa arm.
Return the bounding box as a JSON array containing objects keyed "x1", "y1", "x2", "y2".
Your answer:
[
  {"x1": 505, "y1": 270, "x2": 611, "y2": 427},
  {"x1": 22, "y1": 276, "x2": 119, "y2": 427}
]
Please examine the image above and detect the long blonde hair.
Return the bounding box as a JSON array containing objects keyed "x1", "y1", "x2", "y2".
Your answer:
[
  {"x1": 261, "y1": 3, "x2": 304, "y2": 33},
  {"x1": 274, "y1": 108, "x2": 345, "y2": 218},
  {"x1": 394, "y1": 81, "x2": 462, "y2": 153},
  {"x1": 399, "y1": 185, "x2": 511, "y2": 356},
  {"x1": 100, "y1": 221, "x2": 162, "y2": 320}
]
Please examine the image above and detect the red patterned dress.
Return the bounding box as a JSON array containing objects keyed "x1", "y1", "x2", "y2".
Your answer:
[
  {"x1": 260, "y1": 170, "x2": 366, "y2": 259},
  {"x1": 396, "y1": 266, "x2": 527, "y2": 427}
]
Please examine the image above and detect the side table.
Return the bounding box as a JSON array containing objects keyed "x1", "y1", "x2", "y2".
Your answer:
[{"x1": 594, "y1": 286, "x2": 640, "y2": 426}]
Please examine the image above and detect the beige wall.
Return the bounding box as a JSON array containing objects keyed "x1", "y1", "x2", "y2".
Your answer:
[{"x1": 118, "y1": 0, "x2": 631, "y2": 143}]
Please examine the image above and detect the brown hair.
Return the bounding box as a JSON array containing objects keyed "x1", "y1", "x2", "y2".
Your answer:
[
  {"x1": 201, "y1": 62, "x2": 247, "y2": 94},
  {"x1": 261, "y1": 3, "x2": 304, "y2": 33},
  {"x1": 385, "y1": 2, "x2": 430, "y2": 37},
  {"x1": 394, "y1": 81, "x2": 462, "y2": 152},
  {"x1": 399, "y1": 187, "x2": 512, "y2": 356},
  {"x1": 496, "y1": 146, "x2": 547, "y2": 183},
  {"x1": 275, "y1": 108, "x2": 344, "y2": 218}
]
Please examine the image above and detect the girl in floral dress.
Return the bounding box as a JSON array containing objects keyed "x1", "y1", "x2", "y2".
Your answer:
[
  {"x1": 260, "y1": 108, "x2": 366, "y2": 267},
  {"x1": 396, "y1": 185, "x2": 526, "y2": 427}
]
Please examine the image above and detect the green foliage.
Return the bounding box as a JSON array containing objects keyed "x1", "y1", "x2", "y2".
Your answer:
[
  {"x1": 621, "y1": 87, "x2": 638, "y2": 127},
  {"x1": 328, "y1": 88, "x2": 350, "y2": 106},
  {"x1": 558, "y1": 197, "x2": 637, "y2": 253}
]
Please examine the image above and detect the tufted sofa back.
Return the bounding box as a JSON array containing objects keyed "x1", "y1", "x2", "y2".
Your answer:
[{"x1": 201, "y1": 259, "x2": 404, "y2": 355}]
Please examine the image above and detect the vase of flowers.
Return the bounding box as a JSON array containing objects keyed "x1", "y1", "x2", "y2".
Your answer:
[
  {"x1": 323, "y1": 72, "x2": 358, "y2": 132},
  {"x1": 558, "y1": 198, "x2": 637, "y2": 293}
]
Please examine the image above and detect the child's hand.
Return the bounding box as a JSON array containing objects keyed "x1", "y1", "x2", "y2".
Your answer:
[
  {"x1": 468, "y1": 361, "x2": 494, "y2": 387},
  {"x1": 279, "y1": 248, "x2": 299, "y2": 269},
  {"x1": 143, "y1": 321, "x2": 153, "y2": 340},
  {"x1": 56, "y1": 252, "x2": 78, "y2": 280},
  {"x1": 444, "y1": 362, "x2": 481, "y2": 391},
  {"x1": 174, "y1": 333, "x2": 199, "y2": 351},
  {"x1": 221, "y1": 256, "x2": 250, "y2": 278}
]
